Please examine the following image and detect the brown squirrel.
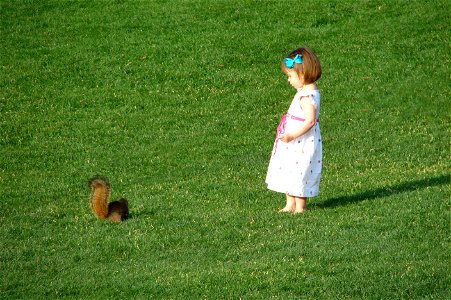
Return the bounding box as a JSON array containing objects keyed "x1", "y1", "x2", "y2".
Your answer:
[{"x1": 88, "y1": 176, "x2": 129, "y2": 223}]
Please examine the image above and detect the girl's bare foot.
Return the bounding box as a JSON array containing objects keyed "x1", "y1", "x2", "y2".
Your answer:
[
  {"x1": 279, "y1": 206, "x2": 295, "y2": 213},
  {"x1": 280, "y1": 194, "x2": 296, "y2": 213},
  {"x1": 295, "y1": 197, "x2": 307, "y2": 213}
]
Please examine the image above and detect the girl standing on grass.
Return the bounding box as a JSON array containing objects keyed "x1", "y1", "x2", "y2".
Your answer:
[{"x1": 266, "y1": 47, "x2": 322, "y2": 213}]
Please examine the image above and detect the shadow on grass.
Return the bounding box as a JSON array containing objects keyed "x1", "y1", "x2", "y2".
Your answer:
[
  {"x1": 127, "y1": 208, "x2": 158, "y2": 220},
  {"x1": 317, "y1": 174, "x2": 450, "y2": 209}
]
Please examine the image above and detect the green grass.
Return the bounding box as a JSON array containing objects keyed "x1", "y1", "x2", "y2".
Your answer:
[{"x1": 1, "y1": 0, "x2": 449, "y2": 299}]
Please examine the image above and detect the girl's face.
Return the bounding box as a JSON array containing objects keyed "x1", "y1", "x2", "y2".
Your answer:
[{"x1": 286, "y1": 70, "x2": 304, "y2": 89}]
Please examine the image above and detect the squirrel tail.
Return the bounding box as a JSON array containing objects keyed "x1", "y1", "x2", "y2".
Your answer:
[
  {"x1": 88, "y1": 176, "x2": 129, "y2": 223},
  {"x1": 88, "y1": 176, "x2": 110, "y2": 219}
]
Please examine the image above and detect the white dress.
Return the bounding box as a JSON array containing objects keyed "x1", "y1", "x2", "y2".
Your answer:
[{"x1": 265, "y1": 89, "x2": 322, "y2": 197}]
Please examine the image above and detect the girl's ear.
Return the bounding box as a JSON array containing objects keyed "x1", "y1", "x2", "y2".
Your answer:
[{"x1": 299, "y1": 73, "x2": 305, "y2": 83}]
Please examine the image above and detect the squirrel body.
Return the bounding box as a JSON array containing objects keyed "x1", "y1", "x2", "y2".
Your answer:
[{"x1": 88, "y1": 177, "x2": 129, "y2": 223}]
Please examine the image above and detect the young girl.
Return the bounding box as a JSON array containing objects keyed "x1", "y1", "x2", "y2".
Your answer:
[{"x1": 265, "y1": 47, "x2": 322, "y2": 213}]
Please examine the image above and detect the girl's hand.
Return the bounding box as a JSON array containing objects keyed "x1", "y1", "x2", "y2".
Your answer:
[{"x1": 278, "y1": 133, "x2": 292, "y2": 143}]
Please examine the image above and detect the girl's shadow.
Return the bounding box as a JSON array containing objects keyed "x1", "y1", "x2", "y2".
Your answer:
[{"x1": 316, "y1": 174, "x2": 449, "y2": 209}]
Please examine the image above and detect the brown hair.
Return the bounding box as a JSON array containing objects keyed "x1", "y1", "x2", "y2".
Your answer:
[{"x1": 281, "y1": 47, "x2": 322, "y2": 84}]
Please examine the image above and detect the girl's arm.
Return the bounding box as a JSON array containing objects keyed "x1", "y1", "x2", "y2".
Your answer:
[{"x1": 279, "y1": 96, "x2": 316, "y2": 143}]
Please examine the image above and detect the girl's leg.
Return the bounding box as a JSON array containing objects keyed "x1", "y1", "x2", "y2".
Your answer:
[
  {"x1": 294, "y1": 197, "x2": 307, "y2": 213},
  {"x1": 279, "y1": 193, "x2": 296, "y2": 212}
]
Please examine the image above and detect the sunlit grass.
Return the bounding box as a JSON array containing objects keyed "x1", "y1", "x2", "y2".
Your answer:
[{"x1": 1, "y1": 0, "x2": 449, "y2": 298}]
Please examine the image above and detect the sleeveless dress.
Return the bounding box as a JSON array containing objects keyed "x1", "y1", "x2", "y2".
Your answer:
[{"x1": 265, "y1": 89, "x2": 322, "y2": 197}]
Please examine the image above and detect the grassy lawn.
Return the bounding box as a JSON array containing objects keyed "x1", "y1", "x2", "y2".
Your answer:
[{"x1": 1, "y1": 0, "x2": 449, "y2": 298}]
